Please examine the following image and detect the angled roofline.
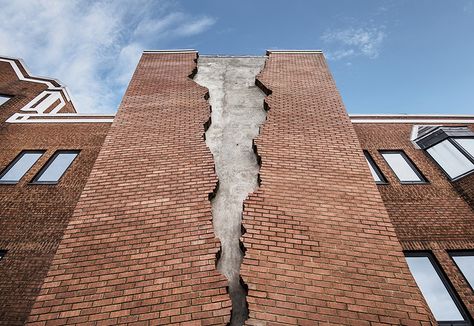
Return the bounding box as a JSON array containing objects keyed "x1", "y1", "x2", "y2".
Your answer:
[{"x1": 0, "y1": 55, "x2": 74, "y2": 105}]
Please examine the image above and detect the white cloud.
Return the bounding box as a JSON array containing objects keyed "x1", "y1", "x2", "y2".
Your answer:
[
  {"x1": 322, "y1": 27, "x2": 386, "y2": 60},
  {"x1": 0, "y1": 0, "x2": 216, "y2": 113}
]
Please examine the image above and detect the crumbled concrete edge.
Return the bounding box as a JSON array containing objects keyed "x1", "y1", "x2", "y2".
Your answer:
[
  {"x1": 241, "y1": 63, "x2": 272, "y2": 326},
  {"x1": 190, "y1": 56, "x2": 232, "y2": 325},
  {"x1": 194, "y1": 57, "x2": 267, "y2": 326}
]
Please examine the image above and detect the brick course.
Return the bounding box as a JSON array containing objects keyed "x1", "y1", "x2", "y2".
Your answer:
[
  {"x1": 26, "y1": 52, "x2": 231, "y2": 325},
  {"x1": 240, "y1": 52, "x2": 433, "y2": 325},
  {"x1": 354, "y1": 121, "x2": 474, "y2": 319},
  {"x1": 0, "y1": 62, "x2": 110, "y2": 325}
]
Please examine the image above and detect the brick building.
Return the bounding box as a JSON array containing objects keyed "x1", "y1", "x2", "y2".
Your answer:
[{"x1": 0, "y1": 50, "x2": 473, "y2": 325}]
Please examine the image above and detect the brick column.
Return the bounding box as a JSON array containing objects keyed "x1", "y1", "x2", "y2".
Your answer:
[
  {"x1": 27, "y1": 52, "x2": 231, "y2": 325},
  {"x1": 241, "y1": 51, "x2": 433, "y2": 325}
]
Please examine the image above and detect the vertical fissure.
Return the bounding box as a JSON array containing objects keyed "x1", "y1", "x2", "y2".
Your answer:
[{"x1": 194, "y1": 57, "x2": 267, "y2": 325}]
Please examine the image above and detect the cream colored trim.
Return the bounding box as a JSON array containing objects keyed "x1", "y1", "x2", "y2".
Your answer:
[
  {"x1": 0, "y1": 56, "x2": 72, "y2": 102},
  {"x1": 266, "y1": 50, "x2": 323, "y2": 54},
  {"x1": 6, "y1": 113, "x2": 114, "y2": 124},
  {"x1": 143, "y1": 49, "x2": 197, "y2": 54},
  {"x1": 350, "y1": 114, "x2": 474, "y2": 118}
]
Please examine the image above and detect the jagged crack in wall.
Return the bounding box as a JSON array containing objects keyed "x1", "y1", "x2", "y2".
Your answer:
[{"x1": 195, "y1": 57, "x2": 266, "y2": 325}]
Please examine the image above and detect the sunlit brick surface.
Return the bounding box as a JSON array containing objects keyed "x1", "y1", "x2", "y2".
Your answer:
[
  {"x1": 355, "y1": 121, "x2": 474, "y2": 319},
  {"x1": 240, "y1": 52, "x2": 434, "y2": 325},
  {"x1": 0, "y1": 62, "x2": 110, "y2": 325},
  {"x1": 26, "y1": 53, "x2": 231, "y2": 325}
]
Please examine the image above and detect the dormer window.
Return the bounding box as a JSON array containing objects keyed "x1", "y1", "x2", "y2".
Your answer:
[{"x1": 413, "y1": 126, "x2": 474, "y2": 180}]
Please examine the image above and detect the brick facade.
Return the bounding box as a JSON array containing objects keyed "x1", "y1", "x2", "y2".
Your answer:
[
  {"x1": 26, "y1": 52, "x2": 231, "y2": 325},
  {"x1": 0, "y1": 61, "x2": 110, "y2": 325},
  {"x1": 1, "y1": 51, "x2": 474, "y2": 325},
  {"x1": 240, "y1": 52, "x2": 433, "y2": 325},
  {"x1": 354, "y1": 120, "x2": 474, "y2": 320}
]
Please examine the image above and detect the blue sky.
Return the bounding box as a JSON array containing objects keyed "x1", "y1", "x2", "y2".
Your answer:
[{"x1": 0, "y1": 0, "x2": 473, "y2": 114}]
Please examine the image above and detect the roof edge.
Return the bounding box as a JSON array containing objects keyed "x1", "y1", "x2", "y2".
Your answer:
[
  {"x1": 350, "y1": 114, "x2": 474, "y2": 118},
  {"x1": 143, "y1": 49, "x2": 197, "y2": 54},
  {"x1": 266, "y1": 50, "x2": 323, "y2": 55},
  {"x1": 0, "y1": 55, "x2": 70, "y2": 90}
]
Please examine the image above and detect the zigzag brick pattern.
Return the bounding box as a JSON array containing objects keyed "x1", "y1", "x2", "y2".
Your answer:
[
  {"x1": 240, "y1": 52, "x2": 434, "y2": 325},
  {"x1": 26, "y1": 53, "x2": 231, "y2": 325}
]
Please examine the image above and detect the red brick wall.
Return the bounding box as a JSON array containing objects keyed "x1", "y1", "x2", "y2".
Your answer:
[
  {"x1": 354, "y1": 122, "x2": 474, "y2": 318},
  {"x1": 0, "y1": 60, "x2": 75, "y2": 120},
  {"x1": 27, "y1": 52, "x2": 231, "y2": 325},
  {"x1": 240, "y1": 52, "x2": 433, "y2": 325},
  {"x1": 0, "y1": 61, "x2": 110, "y2": 325}
]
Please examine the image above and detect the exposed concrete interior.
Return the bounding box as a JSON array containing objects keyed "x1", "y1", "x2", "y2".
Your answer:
[{"x1": 195, "y1": 56, "x2": 267, "y2": 325}]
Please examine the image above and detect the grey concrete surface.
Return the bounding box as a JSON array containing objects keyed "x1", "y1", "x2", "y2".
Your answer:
[{"x1": 194, "y1": 57, "x2": 267, "y2": 325}]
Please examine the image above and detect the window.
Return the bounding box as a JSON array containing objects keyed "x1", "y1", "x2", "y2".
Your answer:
[
  {"x1": 32, "y1": 150, "x2": 79, "y2": 184},
  {"x1": 450, "y1": 251, "x2": 474, "y2": 291},
  {"x1": 427, "y1": 140, "x2": 474, "y2": 180},
  {"x1": 405, "y1": 252, "x2": 470, "y2": 325},
  {"x1": 413, "y1": 126, "x2": 474, "y2": 181},
  {"x1": 0, "y1": 94, "x2": 11, "y2": 106},
  {"x1": 0, "y1": 151, "x2": 45, "y2": 184},
  {"x1": 0, "y1": 250, "x2": 6, "y2": 260},
  {"x1": 380, "y1": 151, "x2": 426, "y2": 183},
  {"x1": 363, "y1": 151, "x2": 387, "y2": 184},
  {"x1": 454, "y1": 138, "x2": 474, "y2": 159}
]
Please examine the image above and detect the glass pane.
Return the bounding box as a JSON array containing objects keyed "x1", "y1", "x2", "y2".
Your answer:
[
  {"x1": 452, "y1": 255, "x2": 474, "y2": 289},
  {"x1": 427, "y1": 140, "x2": 474, "y2": 179},
  {"x1": 0, "y1": 95, "x2": 11, "y2": 106},
  {"x1": 365, "y1": 157, "x2": 381, "y2": 182},
  {"x1": 36, "y1": 152, "x2": 78, "y2": 182},
  {"x1": 455, "y1": 138, "x2": 474, "y2": 158},
  {"x1": 406, "y1": 256, "x2": 464, "y2": 322},
  {"x1": 0, "y1": 152, "x2": 43, "y2": 182},
  {"x1": 381, "y1": 153, "x2": 422, "y2": 182}
]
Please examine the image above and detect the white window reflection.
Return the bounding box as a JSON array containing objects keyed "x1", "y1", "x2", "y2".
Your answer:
[
  {"x1": 455, "y1": 138, "x2": 474, "y2": 158},
  {"x1": 0, "y1": 95, "x2": 11, "y2": 106},
  {"x1": 427, "y1": 140, "x2": 474, "y2": 179},
  {"x1": 0, "y1": 151, "x2": 43, "y2": 183},
  {"x1": 381, "y1": 152, "x2": 424, "y2": 182},
  {"x1": 35, "y1": 151, "x2": 78, "y2": 183},
  {"x1": 452, "y1": 255, "x2": 474, "y2": 289},
  {"x1": 365, "y1": 157, "x2": 381, "y2": 182},
  {"x1": 406, "y1": 255, "x2": 464, "y2": 322}
]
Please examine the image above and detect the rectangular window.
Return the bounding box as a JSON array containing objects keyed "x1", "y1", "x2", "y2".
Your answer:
[
  {"x1": 405, "y1": 252, "x2": 469, "y2": 324},
  {"x1": 0, "y1": 151, "x2": 45, "y2": 184},
  {"x1": 454, "y1": 138, "x2": 474, "y2": 159},
  {"x1": 0, "y1": 250, "x2": 6, "y2": 260},
  {"x1": 363, "y1": 151, "x2": 387, "y2": 184},
  {"x1": 427, "y1": 140, "x2": 474, "y2": 180},
  {"x1": 450, "y1": 251, "x2": 474, "y2": 291},
  {"x1": 32, "y1": 150, "x2": 79, "y2": 184},
  {"x1": 0, "y1": 94, "x2": 11, "y2": 106},
  {"x1": 380, "y1": 151, "x2": 426, "y2": 183}
]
